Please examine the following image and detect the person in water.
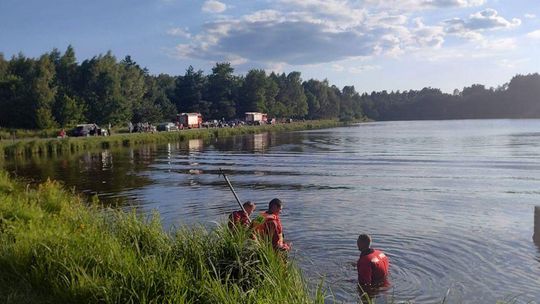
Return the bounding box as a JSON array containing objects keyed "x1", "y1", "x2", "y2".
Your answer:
[
  {"x1": 228, "y1": 201, "x2": 256, "y2": 229},
  {"x1": 356, "y1": 234, "x2": 389, "y2": 287},
  {"x1": 252, "y1": 198, "x2": 291, "y2": 251}
]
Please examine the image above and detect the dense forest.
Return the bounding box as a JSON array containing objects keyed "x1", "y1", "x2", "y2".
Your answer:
[{"x1": 0, "y1": 46, "x2": 539, "y2": 129}]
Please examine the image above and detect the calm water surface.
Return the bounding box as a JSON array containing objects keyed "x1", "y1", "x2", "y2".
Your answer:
[{"x1": 4, "y1": 120, "x2": 540, "y2": 303}]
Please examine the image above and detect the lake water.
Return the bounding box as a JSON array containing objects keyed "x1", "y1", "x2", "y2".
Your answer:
[{"x1": 4, "y1": 120, "x2": 540, "y2": 303}]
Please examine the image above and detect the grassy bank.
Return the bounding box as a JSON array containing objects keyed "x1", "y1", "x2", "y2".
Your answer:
[
  {"x1": 0, "y1": 128, "x2": 61, "y2": 141},
  {"x1": 0, "y1": 120, "x2": 345, "y2": 158},
  {"x1": 0, "y1": 171, "x2": 326, "y2": 303}
]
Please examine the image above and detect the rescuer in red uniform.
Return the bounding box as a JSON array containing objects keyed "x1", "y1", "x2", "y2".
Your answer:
[
  {"x1": 228, "y1": 201, "x2": 256, "y2": 229},
  {"x1": 252, "y1": 198, "x2": 290, "y2": 251},
  {"x1": 356, "y1": 234, "x2": 389, "y2": 287}
]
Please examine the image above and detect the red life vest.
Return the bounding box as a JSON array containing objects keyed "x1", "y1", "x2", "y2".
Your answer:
[
  {"x1": 228, "y1": 210, "x2": 250, "y2": 229},
  {"x1": 252, "y1": 211, "x2": 289, "y2": 250},
  {"x1": 357, "y1": 249, "x2": 389, "y2": 286}
]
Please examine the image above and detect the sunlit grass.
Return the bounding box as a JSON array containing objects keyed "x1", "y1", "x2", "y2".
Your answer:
[
  {"x1": 0, "y1": 171, "x2": 327, "y2": 303},
  {"x1": 0, "y1": 128, "x2": 60, "y2": 141}
]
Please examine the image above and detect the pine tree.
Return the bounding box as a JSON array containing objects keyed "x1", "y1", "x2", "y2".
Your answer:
[{"x1": 205, "y1": 63, "x2": 237, "y2": 120}]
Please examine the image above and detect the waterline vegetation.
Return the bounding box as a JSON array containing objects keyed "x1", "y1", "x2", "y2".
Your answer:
[
  {"x1": 0, "y1": 171, "x2": 327, "y2": 303},
  {"x1": 0, "y1": 119, "x2": 345, "y2": 158}
]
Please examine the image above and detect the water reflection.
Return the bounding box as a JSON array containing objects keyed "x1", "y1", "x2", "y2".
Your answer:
[
  {"x1": 252, "y1": 133, "x2": 267, "y2": 152},
  {"x1": 3, "y1": 146, "x2": 157, "y2": 201},
  {"x1": 212, "y1": 132, "x2": 292, "y2": 153},
  {"x1": 188, "y1": 139, "x2": 203, "y2": 152}
]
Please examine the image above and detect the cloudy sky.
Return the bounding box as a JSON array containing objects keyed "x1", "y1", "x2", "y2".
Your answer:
[{"x1": 1, "y1": 0, "x2": 539, "y2": 92}]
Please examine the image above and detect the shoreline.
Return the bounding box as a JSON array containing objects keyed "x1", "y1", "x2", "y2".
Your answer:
[{"x1": 0, "y1": 120, "x2": 348, "y2": 159}]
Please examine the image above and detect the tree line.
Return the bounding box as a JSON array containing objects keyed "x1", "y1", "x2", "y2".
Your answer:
[
  {"x1": 360, "y1": 74, "x2": 540, "y2": 121},
  {"x1": 0, "y1": 46, "x2": 539, "y2": 129}
]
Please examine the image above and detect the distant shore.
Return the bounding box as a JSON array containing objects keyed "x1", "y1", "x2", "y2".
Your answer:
[{"x1": 0, "y1": 119, "x2": 348, "y2": 159}]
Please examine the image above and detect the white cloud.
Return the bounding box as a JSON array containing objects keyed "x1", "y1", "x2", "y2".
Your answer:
[
  {"x1": 225, "y1": 54, "x2": 248, "y2": 65},
  {"x1": 364, "y1": 0, "x2": 485, "y2": 9},
  {"x1": 422, "y1": 0, "x2": 486, "y2": 8},
  {"x1": 497, "y1": 58, "x2": 529, "y2": 68},
  {"x1": 411, "y1": 32, "x2": 518, "y2": 63},
  {"x1": 176, "y1": 17, "x2": 373, "y2": 64},
  {"x1": 416, "y1": 48, "x2": 466, "y2": 62},
  {"x1": 265, "y1": 62, "x2": 287, "y2": 74},
  {"x1": 244, "y1": 10, "x2": 283, "y2": 23},
  {"x1": 174, "y1": 44, "x2": 193, "y2": 58},
  {"x1": 202, "y1": 0, "x2": 227, "y2": 13},
  {"x1": 167, "y1": 27, "x2": 191, "y2": 38},
  {"x1": 348, "y1": 65, "x2": 381, "y2": 74},
  {"x1": 526, "y1": 29, "x2": 540, "y2": 39},
  {"x1": 411, "y1": 18, "x2": 445, "y2": 48},
  {"x1": 467, "y1": 9, "x2": 521, "y2": 30},
  {"x1": 279, "y1": 0, "x2": 365, "y2": 19},
  {"x1": 174, "y1": 5, "x2": 448, "y2": 65},
  {"x1": 445, "y1": 9, "x2": 521, "y2": 34},
  {"x1": 171, "y1": 1, "x2": 525, "y2": 68},
  {"x1": 444, "y1": 8, "x2": 521, "y2": 42},
  {"x1": 479, "y1": 38, "x2": 517, "y2": 51},
  {"x1": 332, "y1": 64, "x2": 345, "y2": 72},
  {"x1": 524, "y1": 13, "x2": 536, "y2": 19},
  {"x1": 364, "y1": 11, "x2": 408, "y2": 27}
]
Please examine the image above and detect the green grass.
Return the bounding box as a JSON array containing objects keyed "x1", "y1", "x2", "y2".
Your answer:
[
  {"x1": 0, "y1": 120, "x2": 346, "y2": 159},
  {"x1": 0, "y1": 128, "x2": 60, "y2": 141},
  {"x1": 0, "y1": 171, "x2": 328, "y2": 303}
]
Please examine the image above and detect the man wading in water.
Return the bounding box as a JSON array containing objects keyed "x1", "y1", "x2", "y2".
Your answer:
[
  {"x1": 356, "y1": 234, "x2": 389, "y2": 290},
  {"x1": 252, "y1": 198, "x2": 291, "y2": 251},
  {"x1": 228, "y1": 201, "x2": 256, "y2": 229}
]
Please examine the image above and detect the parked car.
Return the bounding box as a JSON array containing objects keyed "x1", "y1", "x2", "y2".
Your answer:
[
  {"x1": 157, "y1": 122, "x2": 179, "y2": 132},
  {"x1": 71, "y1": 124, "x2": 108, "y2": 137},
  {"x1": 133, "y1": 122, "x2": 156, "y2": 133},
  {"x1": 202, "y1": 120, "x2": 219, "y2": 128}
]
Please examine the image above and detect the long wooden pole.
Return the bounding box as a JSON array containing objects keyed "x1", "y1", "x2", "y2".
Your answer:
[{"x1": 220, "y1": 168, "x2": 251, "y2": 224}]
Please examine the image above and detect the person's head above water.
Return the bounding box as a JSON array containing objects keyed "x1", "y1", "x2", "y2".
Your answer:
[
  {"x1": 357, "y1": 234, "x2": 372, "y2": 252},
  {"x1": 243, "y1": 201, "x2": 256, "y2": 215},
  {"x1": 268, "y1": 198, "x2": 283, "y2": 215}
]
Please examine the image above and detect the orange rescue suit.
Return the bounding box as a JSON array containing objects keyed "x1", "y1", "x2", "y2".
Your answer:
[
  {"x1": 228, "y1": 210, "x2": 250, "y2": 229},
  {"x1": 252, "y1": 211, "x2": 290, "y2": 251},
  {"x1": 357, "y1": 248, "x2": 389, "y2": 286}
]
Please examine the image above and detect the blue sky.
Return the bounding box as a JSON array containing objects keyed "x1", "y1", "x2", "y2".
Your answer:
[{"x1": 1, "y1": 0, "x2": 539, "y2": 93}]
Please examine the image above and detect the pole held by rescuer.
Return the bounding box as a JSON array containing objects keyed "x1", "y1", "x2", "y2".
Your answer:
[{"x1": 220, "y1": 168, "x2": 251, "y2": 224}]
